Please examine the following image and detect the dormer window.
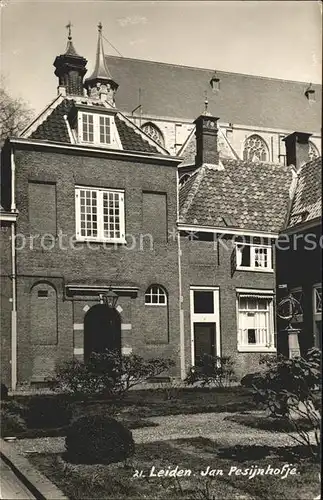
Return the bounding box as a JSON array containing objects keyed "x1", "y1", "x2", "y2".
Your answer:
[
  {"x1": 210, "y1": 71, "x2": 220, "y2": 92},
  {"x1": 79, "y1": 112, "x2": 112, "y2": 145}
]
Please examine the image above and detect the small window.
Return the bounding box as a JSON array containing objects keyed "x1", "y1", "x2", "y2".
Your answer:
[
  {"x1": 314, "y1": 285, "x2": 322, "y2": 314},
  {"x1": 193, "y1": 291, "x2": 214, "y2": 314},
  {"x1": 237, "y1": 292, "x2": 275, "y2": 351},
  {"x1": 38, "y1": 290, "x2": 49, "y2": 298},
  {"x1": 79, "y1": 113, "x2": 112, "y2": 145},
  {"x1": 145, "y1": 285, "x2": 167, "y2": 306},
  {"x1": 75, "y1": 186, "x2": 125, "y2": 243},
  {"x1": 243, "y1": 135, "x2": 269, "y2": 162},
  {"x1": 236, "y1": 243, "x2": 272, "y2": 271}
]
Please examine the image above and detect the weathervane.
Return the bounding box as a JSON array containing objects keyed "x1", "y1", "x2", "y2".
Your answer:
[{"x1": 66, "y1": 21, "x2": 73, "y2": 41}]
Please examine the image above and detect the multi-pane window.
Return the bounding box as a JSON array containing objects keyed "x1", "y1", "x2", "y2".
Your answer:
[
  {"x1": 99, "y1": 116, "x2": 111, "y2": 144},
  {"x1": 237, "y1": 293, "x2": 275, "y2": 350},
  {"x1": 243, "y1": 135, "x2": 268, "y2": 162},
  {"x1": 145, "y1": 285, "x2": 167, "y2": 306},
  {"x1": 82, "y1": 114, "x2": 94, "y2": 143},
  {"x1": 314, "y1": 285, "x2": 322, "y2": 314},
  {"x1": 75, "y1": 187, "x2": 125, "y2": 243},
  {"x1": 236, "y1": 243, "x2": 272, "y2": 271},
  {"x1": 79, "y1": 113, "x2": 111, "y2": 145}
]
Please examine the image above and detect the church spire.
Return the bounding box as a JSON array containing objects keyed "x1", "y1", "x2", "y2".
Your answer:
[
  {"x1": 84, "y1": 22, "x2": 119, "y2": 106},
  {"x1": 53, "y1": 22, "x2": 87, "y2": 96}
]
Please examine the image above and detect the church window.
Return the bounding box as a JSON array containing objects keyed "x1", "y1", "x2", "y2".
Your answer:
[
  {"x1": 243, "y1": 135, "x2": 269, "y2": 162},
  {"x1": 141, "y1": 122, "x2": 165, "y2": 147},
  {"x1": 309, "y1": 141, "x2": 319, "y2": 161}
]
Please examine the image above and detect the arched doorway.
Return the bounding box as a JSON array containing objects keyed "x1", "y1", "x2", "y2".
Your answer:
[{"x1": 84, "y1": 304, "x2": 121, "y2": 362}]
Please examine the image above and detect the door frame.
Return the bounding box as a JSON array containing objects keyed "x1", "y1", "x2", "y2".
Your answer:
[{"x1": 190, "y1": 286, "x2": 221, "y2": 365}]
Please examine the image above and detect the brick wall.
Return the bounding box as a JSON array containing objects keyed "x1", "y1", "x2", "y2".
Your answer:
[
  {"x1": 0, "y1": 222, "x2": 12, "y2": 386},
  {"x1": 180, "y1": 235, "x2": 276, "y2": 380},
  {"x1": 11, "y1": 146, "x2": 180, "y2": 383}
]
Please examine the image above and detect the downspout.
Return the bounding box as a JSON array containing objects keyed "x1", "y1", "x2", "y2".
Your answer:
[
  {"x1": 176, "y1": 169, "x2": 185, "y2": 379},
  {"x1": 10, "y1": 146, "x2": 17, "y2": 391}
]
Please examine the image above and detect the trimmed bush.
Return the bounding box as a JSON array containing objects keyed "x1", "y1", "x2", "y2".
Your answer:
[
  {"x1": 65, "y1": 415, "x2": 135, "y2": 464},
  {"x1": 25, "y1": 397, "x2": 73, "y2": 429}
]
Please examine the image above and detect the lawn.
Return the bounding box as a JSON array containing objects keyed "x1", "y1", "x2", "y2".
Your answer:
[{"x1": 28, "y1": 437, "x2": 320, "y2": 500}]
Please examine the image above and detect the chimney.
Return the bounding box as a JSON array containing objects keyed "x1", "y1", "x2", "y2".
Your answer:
[
  {"x1": 283, "y1": 132, "x2": 312, "y2": 170},
  {"x1": 194, "y1": 114, "x2": 219, "y2": 167}
]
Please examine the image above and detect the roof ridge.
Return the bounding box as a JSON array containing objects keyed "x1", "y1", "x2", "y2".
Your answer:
[{"x1": 105, "y1": 55, "x2": 322, "y2": 86}]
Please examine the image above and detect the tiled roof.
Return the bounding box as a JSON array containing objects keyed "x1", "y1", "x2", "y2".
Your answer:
[
  {"x1": 29, "y1": 99, "x2": 160, "y2": 154},
  {"x1": 106, "y1": 56, "x2": 321, "y2": 133},
  {"x1": 179, "y1": 159, "x2": 293, "y2": 233},
  {"x1": 288, "y1": 157, "x2": 322, "y2": 227}
]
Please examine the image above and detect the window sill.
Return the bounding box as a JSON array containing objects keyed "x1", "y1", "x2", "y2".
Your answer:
[
  {"x1": 236, "y1": 266, "x2": 274, "y2": 273},
  {"x1": 238, "y1": 345, "x2": 277, "y2": 353},
  {"x1": 75, "y1": 238, "x2": 127, "y2": 245}
]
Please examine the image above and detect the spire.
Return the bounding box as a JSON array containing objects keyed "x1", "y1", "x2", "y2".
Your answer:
[
  {"x1": 64, "y1": 21, "x2": 79, "y2": 57},
  {"x1": 84, "y1": 22, "x2": 119, "y2": 106},
  {"x1": 53, "y1": 23, "x2": 87, "y2": 96}
]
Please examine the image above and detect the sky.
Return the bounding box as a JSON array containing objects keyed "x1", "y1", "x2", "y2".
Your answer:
[{"x1": 0, "y1": 0, "x2": 321, "y2": 113}]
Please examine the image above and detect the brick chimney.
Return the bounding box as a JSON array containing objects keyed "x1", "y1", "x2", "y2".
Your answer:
[
  {"x1": 283, "y1": 132, "x2": 312, "y2": 170},
  {"x1": 194, "y1": 114, "x2": 219, "y2": 167}
]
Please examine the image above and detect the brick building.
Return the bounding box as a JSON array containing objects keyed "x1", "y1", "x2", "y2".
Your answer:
[
  {"x1": 276, "y1": 133, "x2": 322, "y2": 356},
  {"x1": 1, "y1": 26, "x2": 181, "y2": 389},
  {"x1": 1, "y1": 25, "x2": 321, "y2": 389}
]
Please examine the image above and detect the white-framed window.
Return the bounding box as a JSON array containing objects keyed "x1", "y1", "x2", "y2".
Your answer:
[
  {"x1": 145, "y1": 285, "x2": 167, "y2": 306},
  {"x1": 75, "y1": 186, "x2": 125, "y2": 243},
  {"x1": 236, "y1": 243, "x2": 273, "y2": 272},
  {"x1": 237, "y1": 290, "x2": 276, "y2": 352},
  {"x1": 79, "y1": 112, "x2": 112, "y2": 145},
  {"x1": 314, "y1": 284, "x2": 322, "y2": 314}
]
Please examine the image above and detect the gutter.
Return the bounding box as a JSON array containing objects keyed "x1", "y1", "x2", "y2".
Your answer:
[
  {"x1": 178, "y1": 223, "x2": 279, "y2": 239},
  {"x1": 10, "y1": 138, "x2": 182, "y2": 167},
  {"x1": 10, "y1": 146, "x2": 17, "y2": 391},
  {"x1": 176, "y1": 169, "x2": 185, "y2": 379}
]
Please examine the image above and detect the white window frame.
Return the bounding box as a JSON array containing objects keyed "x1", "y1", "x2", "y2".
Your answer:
[
  {"x1": 144, "y1": 285, "x2": 167, "y2": 306},
  {"x1": 237, "y1": 289, "x2": 276, "y2": 352},
  {"x1": 236, "y1": 242, "x2": 273, "y2": 272},
  {"x1": 77, "y1": 112, "x2": 121, "y2": 148},
  {"x1": 190, "y1": 286, "x2": 221, "y2": 365},
  {"x1": 75, "y1": 186, "x2": 125, "y2": 244}
]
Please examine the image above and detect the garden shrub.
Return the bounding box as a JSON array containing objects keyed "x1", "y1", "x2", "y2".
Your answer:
[
  {"x1": 25, "y1": 396, "x2": 73, "y2": 429},
  {"x1": 243, "y1": 347, "x2": 321, "y2": 458},
  {"x1": 55, "y1": 351, "x2": 175, "y2": 398},
  {"x1": 65, "y1": 414, "x2": 135, "y2": 464},
  {"x1": 1, "y1": 409, "x2": 27, "y2": 436},
  {"x1": 185, "y1": 354, "x2": 237, "y2": 388},
  {"x1": 1, "y1": 383, "x2": 9, "y2": 400}
]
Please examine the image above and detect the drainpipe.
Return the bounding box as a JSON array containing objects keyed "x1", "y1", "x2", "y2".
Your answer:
[
  {"x1": 176, "y1": 169, "x2": 185, "y2": 379},
  {"x1": 10, "y1": 146, "x2": 17, "y2": 391}
]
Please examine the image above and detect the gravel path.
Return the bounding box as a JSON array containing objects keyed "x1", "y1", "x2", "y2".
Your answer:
[{"x1": 11, "y1": 411, "x2": 300, "y2": 456}]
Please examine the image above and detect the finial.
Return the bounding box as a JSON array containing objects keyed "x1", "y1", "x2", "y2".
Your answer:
[
  {"x1": 98, "y1": 21, "x2": 103, "y2": 33},
  {"x1": 66, "y1": 21, "x2": 73, "y2": 41},
  {"x1": 202, "y1": 91, "x2": 211, "y2": 116}
]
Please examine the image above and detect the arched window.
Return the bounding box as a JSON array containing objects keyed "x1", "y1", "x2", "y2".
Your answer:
[
  {"x1": 179, "y1": 173, "x2": 191, "y2": 187},
  {"x1": 141, "y1": 122, "x2": 165, "y2": 147},
  {"x1": 243, "y1": 135, "x2": 269, "y2": 162},
  {"x1": 145, "y1": 285, "x2": 167, "y2": 306},
  {"x1": 309, "y1": 141, "x2": 319, "y2": 161}
]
